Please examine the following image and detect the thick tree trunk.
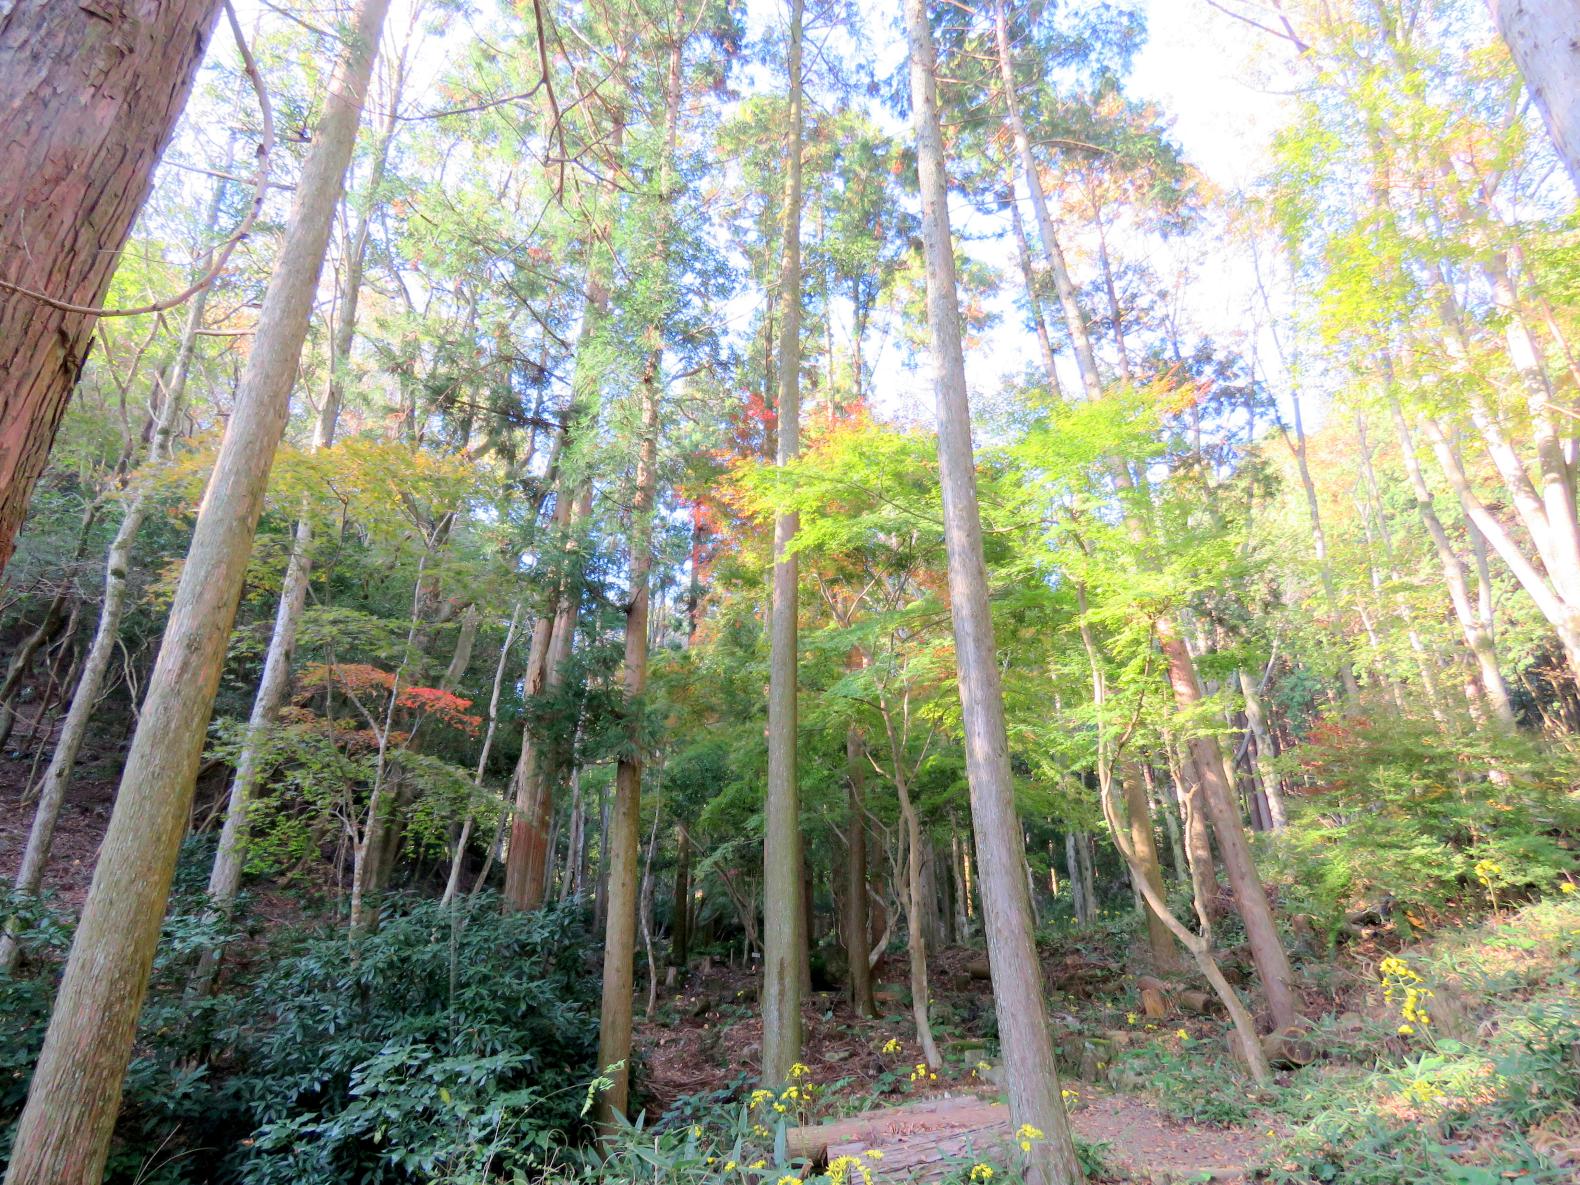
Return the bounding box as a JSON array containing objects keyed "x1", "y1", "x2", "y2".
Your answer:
[
  {"x1": 1487, "y1": 0, "x2": 1580, "y2": 194},
  {"x1": 0, "y1": 0, "x2": 222, "y2": 574},
  {"x1": 1156, "y1": 619, "x2": 1299, "y2": 1031},
  {"x1": 2, "y1": 3, "x2": 391, "y2": 1179},
  {"x1": 906, "y1": 1, "x2": 1081, "y2": 1179},
  {"x1": 762, "y1": 0, "x2": 806, "y2": 1088}
]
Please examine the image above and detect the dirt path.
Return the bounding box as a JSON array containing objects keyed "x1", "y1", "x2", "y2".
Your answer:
[
  {"x1": 1072, "y1": 1091, "x2": 1271, "y2": 1182},
  {"x1": 793, "y1": 1091, "x2": 1271, "y2": 1184}
]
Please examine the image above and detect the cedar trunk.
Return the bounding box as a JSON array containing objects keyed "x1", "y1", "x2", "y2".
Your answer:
[
  {"x1": 905, "y1": 0, "x2": 1081, "y2": 1179},
  {"x1": 0, "y1": 0, "x2": 221, "y2": 574},
  {"x1": 762, "y1": 0, "x2": 807, "y2": 1087}
]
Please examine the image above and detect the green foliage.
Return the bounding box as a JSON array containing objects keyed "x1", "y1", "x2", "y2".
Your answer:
[
  {"x1": 3, "y1": 887, "x2": 599, "y2": 1185},
  {"x1": 1269, "y1": 713, "x2": 1580, "y2": 935}
]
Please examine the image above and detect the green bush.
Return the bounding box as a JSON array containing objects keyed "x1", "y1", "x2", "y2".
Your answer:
[
  {"x1": 3, "y1": 887, "x2": 600, "y2": 1185},
  {"x1": 1270, "y1": 713, "x2": 1580, "y2": 936}
]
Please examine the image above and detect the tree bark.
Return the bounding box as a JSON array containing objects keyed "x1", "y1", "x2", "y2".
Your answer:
[
  {"x1": 762, "y1": 0, "x2": 807, "y2": 1088},
  {"x1": 1121, "y1": 763, "x2": 1181, "y2": 970},
  {"x1": 2, "y1": 3, "x2": 391, "y2": 1178},
  {"x1": 1156, "y1": 618, "x2": 1298, "y2": 1031},
  {"x1": 846, "y1": 725, "x2": 877, "y2": 1017},
  {"x1": 905, "y1": 1, "x2": 1081, "y2": 1179},
  {"x1": 595, "y1": 349, "x2": 663, "y2": 1124},
  {"x1": 1487, "y1": 0, "x2": 1580, "y2": 194},
  {"x1": 0, "y1": 0, "x2": 222, "y2": 574},
  {"x1": 1388, "y1": 400, "x2": 1516, "y2": 726}
]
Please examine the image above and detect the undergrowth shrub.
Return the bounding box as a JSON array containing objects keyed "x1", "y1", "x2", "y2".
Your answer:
[
  {"x1": 1270, "y1": 713, "x2": 1580, "y2": 936},
  {"x1": 2, "y1": 878, "x2": 599, "y2": 1185}
]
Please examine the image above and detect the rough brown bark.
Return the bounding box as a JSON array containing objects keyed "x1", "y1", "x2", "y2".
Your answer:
[
  {"x1": 0, "y1": 0, "x2": 222, "y2": 575},
  {"x1": 905, "y1": 0, "x2": 1081, "y2": 1178},
  {"x1": 2, "y1": 3, "x2": 391, "y2": 1179},
  {"x1": 762, "y1": 0, "x2": 807, "y2": 1088}
]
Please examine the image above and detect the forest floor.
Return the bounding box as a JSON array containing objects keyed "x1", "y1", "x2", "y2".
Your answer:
[
  {"x1": 633, "y1": 899, "x2": 1580, "y2": 1183},
  {"x1": 5, "y1": 729, "x2": 1576, "y2": 1184}
]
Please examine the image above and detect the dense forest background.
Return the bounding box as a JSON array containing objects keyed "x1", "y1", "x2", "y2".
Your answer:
[{"x1": 1, "y1": 1, "x2": 1578, "y2": 1183}]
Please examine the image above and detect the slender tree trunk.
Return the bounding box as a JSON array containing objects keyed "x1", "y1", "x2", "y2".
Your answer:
[
  {"x1": 762, "y1": 0, "x2": 806, "y2": 1088},
  {"x1": 1065, "y1": 832, "x2": 1087, "y2": 923},
  {"x1": 1156, "y1": 618, "x2": 1299, "y2": 1030},
  {"x1": 0, "y1": 0, "x2": 222, "y2": 574},
  {"x1": 198, "y1": 83, "x2": 406, "y2": 973},
  {"x1": 595, "y1": 352, "x2": 663, "y2": 1124},
  {"x1": 2, "y1": 4, "x2": 391, "y2": 1178},
  {"x1": 671, "y1": 823, "x2": 692, "y2": 968},
  {"x1": 1002, "y1": 178, "x2": 1062, "y2": 399},
  {"x1": 1388, "y1": 400, "x2": 1517, "y2": 725},
  {"x1": 1146, "y1": 762, "x2": 1189, "y2": 883},
  {"x1": 1285, "y1": 388, "x2": 1360, "y2": 703},
  {"x1": 443, "y1": 603, "x2": 522, "y2": 907},
  {"x1": 881, "y1": 709, "x2": 941, "y2": 1067},
  {"x1": 906, "y1": 1, "x2": 1080, "y2": 1178},
  {"x1": 846, "y1": 725, "x2": 877, "y2": 1017},
  {"x1": 994, "y1": 0, "x2": 1100, "y2": 404},
  {"x1": 1121, "y1": 763, "x2": 1181, "y2": 970},
  {"x1": 1237, "y1": 671, "x2": 1289, "y2": 828}
]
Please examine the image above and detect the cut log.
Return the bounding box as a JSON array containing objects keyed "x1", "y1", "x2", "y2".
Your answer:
[
  {"x1": 1178, "y1": 989, "x2": 1223, "y2": 1015},
  {"x1": 1260, "y1": 1024, "x2": 1317, "y2": 1068},
  {"x1": 784, "y1": 1094, "x2": 995, "y2": 1160},
  {"x1": 1140, "y1": 986, "x2": 1168, "y2": 1018}
]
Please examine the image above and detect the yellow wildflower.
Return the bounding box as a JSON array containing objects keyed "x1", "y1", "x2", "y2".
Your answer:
[
  {"x1": 773, "y1": 1103, "x2": 786, "y2": 1113},
  {"x1": 881, "y1": 1038, "x2": 902, "y2": 1054},
  {"x1": 1176, "y1": 1028, "x2": 1189, "y2": 1039},
  {"x1": 863, "y1": 1150, "x2": 884, "y2": 1160},
  {"x1": 969, "y1": 1165, "x2": 994, "y2": 1182},
  {"x1": 1561, "y1": 882, "x2": 1576, "y2": 894},
  {"x1": 691, "y1": 1125, "x2": 702, "y2": 1138},
  {"x1": 750, "y1": 1161, "x2": 766, "y2": 1171},
  {"x1": 1016, "y1": 1122, "x2": 1044, "y2": 1152},
  {"x1": 789, "y1": 1062, "x2": 811, "y2": 1079},
  {"x1": 1397, "y1": 1023, "x2": 1414, "y2": 1035},
  {"x1": 723, "y1": 1162, "x2": 736, "y2": 1173}
]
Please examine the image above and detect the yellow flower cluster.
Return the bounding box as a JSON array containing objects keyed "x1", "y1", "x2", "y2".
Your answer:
[
  {"x1": 826, "y1": 1154, "x2": 874, "y2": 1185},
  {"x1": 908, "y1": 1061, "x2": 938, "y2": 1083},
  {"x1": 1380, "y1": 955, "x2": 1433, "y2": 1035},
  {"x1": 1015, "y1": 1123, "x2": 1044, "y2": 1153},
  {"x1": 1473, "y1": 859, "x2": 1502, "y2": 887},
  {"x1": 969, "y1": 1164, "x2": 994, "y2": 1182},
  {"x1": 881, "y1": 1038, "x2": 902, "y2": 1054}
]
